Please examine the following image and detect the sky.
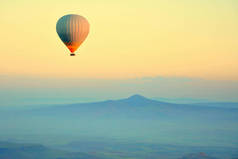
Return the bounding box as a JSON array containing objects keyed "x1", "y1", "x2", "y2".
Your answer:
[{"x1": 0, "y1": 0, "x2": 238, "y2": 106}]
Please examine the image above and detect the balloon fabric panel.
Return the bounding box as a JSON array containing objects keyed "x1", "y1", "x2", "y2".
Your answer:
[{"x1": 56, "y1": 14, "x2": 90, "y2": 55}]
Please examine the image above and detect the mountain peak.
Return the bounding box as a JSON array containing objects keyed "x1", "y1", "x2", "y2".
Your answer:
[{"x1": 127, "y1": 94, "x2": 147, "y2": 100}]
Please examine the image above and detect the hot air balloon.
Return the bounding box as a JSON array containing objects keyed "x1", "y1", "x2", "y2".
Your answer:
[{"x1": 56, "y1": 14, "x2": 90, "y2": 56}]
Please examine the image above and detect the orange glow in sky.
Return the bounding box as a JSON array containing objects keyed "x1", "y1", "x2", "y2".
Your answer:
[{"x1": 0, "y1": 0, "x2": 238, "y2": 80}]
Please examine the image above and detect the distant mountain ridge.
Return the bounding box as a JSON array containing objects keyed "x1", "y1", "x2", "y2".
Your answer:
[
  {"x1": 25, "y1": 94, "x2": 238, "y2": 122},
  {"x1": 192, "y1": 102, "x2": 238, "y2": 108},
  {"x1": 51, "y1": 94, "x2": 238, "y2": 110},
  {"x1": 153, "y1": 97, "x2": 238, "y2": 108},
  {"x1": 66, "y1": 94, "x2": 238, "y2": 109}
]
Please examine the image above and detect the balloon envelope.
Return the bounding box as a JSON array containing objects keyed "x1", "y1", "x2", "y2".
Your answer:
[{"x1": 56, "y1": 14, "x2": 90, "y2": 55}]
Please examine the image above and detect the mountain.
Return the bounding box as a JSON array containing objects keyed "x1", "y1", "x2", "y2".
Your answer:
[
  {"x1": 0, "y1": 94, "x2": 238, "y2": 151},
  {"x1": 30, "y1": 94, "x2": 238, "y2": 121},
  {"x1": 178, "y1": 152, "x2": 217, "y2": 159},
  {"x1": 0, "y1": 141, "x2": 101, "y2": 159}
]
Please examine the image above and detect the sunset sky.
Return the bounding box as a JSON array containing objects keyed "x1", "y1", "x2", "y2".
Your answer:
[{"x1": 0, "y1": 0, "x2": 238, "y2": 105}]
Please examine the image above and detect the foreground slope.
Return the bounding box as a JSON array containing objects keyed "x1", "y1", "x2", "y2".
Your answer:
[
  {"x1": 178, "y1": 152, "x2": 217, "y2": 159},
  {"x1": 0, "y1": 141, "x2": 101, "y2": 159}
]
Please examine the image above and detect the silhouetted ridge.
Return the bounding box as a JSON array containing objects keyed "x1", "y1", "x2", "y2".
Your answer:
[
  {"x1": 115, "y1": 94, "x2": 162, "y2": 106},
  {"x1": 102, "y1": 94, "x2": 154, "y2": 104},
  {"x1": 98, "y1": 94, "x2": 158, "y2": 106}
]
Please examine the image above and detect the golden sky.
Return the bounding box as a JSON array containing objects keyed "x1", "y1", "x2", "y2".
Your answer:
[{"x1": 0, "y1": 0, "x2": 238, "y2": 80}]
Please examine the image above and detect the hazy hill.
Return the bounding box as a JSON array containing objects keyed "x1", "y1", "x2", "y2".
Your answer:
[{"x1": 0, "y1": 141, "x2": 101, "y2": 159}]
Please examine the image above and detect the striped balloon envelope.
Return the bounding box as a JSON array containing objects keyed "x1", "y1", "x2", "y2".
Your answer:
[{"x1": 56, "y1": 14, "x2": 90, "y2": 56}]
